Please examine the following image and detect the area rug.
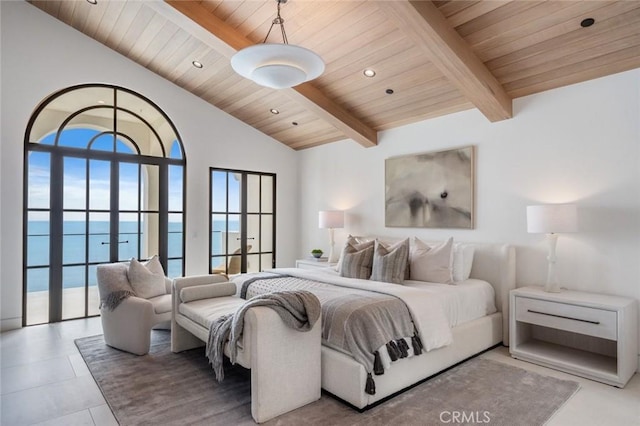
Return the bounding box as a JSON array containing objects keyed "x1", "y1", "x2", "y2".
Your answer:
[{"x1": 76, "y1": 331, "x2": 580, "y2": 425}]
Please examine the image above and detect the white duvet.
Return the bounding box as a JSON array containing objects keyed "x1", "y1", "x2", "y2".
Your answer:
[
  {"x1": 257, "y1": 267, "x2": 455, "y2": 353},
  {"x1": 235, "y1": 268, "x2": 497, "y2": 371},
  {"x1": 403, "y1": 279, "x2": 497, "y2": 327}
]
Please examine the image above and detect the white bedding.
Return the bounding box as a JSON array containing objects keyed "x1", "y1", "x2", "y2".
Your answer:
[
  {"x1": 235, "y1": 267, "x2": 497, "y2": 373},
  {"x1": 235, "y1": 267, "x2": 453, "y2": 353},
  {"x1": 286, "y1": 268, "x2": 496, "y2": 328},
  {"x1": 403, "y1": 279, "x2": 497, "y2": 327}
]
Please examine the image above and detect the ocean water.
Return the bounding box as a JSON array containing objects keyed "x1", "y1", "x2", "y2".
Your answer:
[{"x1": 26, "y1": 220, "x2": 237, "y2": 292}]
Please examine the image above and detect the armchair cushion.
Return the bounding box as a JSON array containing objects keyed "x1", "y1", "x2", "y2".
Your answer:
[
  {"x1": 97, "y1": 263, "x2": 136, "y2": 311},
  {"x1": 148, "y1": 294, "x2": 172, "y2": 314},
  {"x1": 128, "y1": 256, "x2": 166, "y2": 299}
]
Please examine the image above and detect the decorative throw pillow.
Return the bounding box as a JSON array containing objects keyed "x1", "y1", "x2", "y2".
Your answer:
[
  {"x1": 335, "y1": 235, "x2": 355, "y2": 272},
  {"x1": 96, "y1": 263, "x2": 136, "y2": 311},
  {"x1": 336, "y1": 235, "x2": 374, "y2": 273},
  {"x1": 370, "y1": 238, "x2": 410, "y2": 284},
  {"x1": 452, "y1": 244, "x2": 475, "y2": 282},
  {"x1": 410, "y1": 237, "x2": 454, "y2": 284},
  {"x1": 127, "y1": 255, "x2": 166, "y2": 299},
  {"x1": 352, "y1": 235, "x2": 374, "y2": 244},
  {"x1": 339, "y1": 241, "x2": 375, "y2": 279}
]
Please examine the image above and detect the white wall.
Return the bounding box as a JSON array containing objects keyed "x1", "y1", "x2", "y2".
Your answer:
[
  {"x1": 298, "y1": 69, "x2": 640, "y2": 364},
  {"x1": 0, "y1": 1, "x2": 299, "y2": 330}
]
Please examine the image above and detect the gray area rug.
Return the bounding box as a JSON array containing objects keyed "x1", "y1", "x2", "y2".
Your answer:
[{"x1": 76, "y1": 331, "x2": 579, "y2": 425}]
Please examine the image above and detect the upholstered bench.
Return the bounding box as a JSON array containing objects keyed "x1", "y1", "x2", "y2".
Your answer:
[{"x1": 171, "y1": 275, "x2": 321, "y2": 423}]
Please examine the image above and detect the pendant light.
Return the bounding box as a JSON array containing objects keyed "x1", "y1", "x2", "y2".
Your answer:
[{"x1": 231, "y1": 0, "x2": 325, "y2": 90}]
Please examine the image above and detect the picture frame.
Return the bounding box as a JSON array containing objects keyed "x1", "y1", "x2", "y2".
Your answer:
[{"x1": 385, "y1": 146, "x2": 475, "y2": 229}]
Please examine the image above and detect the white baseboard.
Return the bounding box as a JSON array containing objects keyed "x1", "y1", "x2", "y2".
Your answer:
[{"x1": 1, "y1": 317, "x2": 22, "y2": 332}]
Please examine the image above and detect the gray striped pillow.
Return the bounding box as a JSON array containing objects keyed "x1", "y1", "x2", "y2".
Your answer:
[
  {"x1": 337, "y1": 237, "x2": 374, "y2": 273},
  {"x1": 339, "y1": 242, "x2": 375, "y2": 279},
  {"x1": 370, "y1": 238, "x2": 410, "y2": 284}
]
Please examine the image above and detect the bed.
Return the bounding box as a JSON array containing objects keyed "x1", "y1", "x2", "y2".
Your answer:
[{"x1": 233, "y1": 241, "x2": 516, "y2": 409}]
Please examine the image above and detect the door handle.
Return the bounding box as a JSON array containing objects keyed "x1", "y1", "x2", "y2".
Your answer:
[{"x1": 101, "y1": 240, "x2": 128, "y2": 245}]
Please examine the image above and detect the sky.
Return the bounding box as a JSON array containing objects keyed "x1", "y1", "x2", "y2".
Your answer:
[{"x1": 28, "y1": 128, "x2": 185, "y2": 222}]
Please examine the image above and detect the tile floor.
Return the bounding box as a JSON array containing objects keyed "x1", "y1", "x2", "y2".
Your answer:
[
  {"x1": 1, "y1": 318, "x2": 115, "y2": 426},
  {"x1": 1, "y1": 318, "x2": 639, "y2": 425}
]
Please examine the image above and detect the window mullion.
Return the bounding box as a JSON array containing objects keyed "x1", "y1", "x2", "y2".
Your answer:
[{"x1": 49, "y1": 152, "x2": 64, "y2": 322}]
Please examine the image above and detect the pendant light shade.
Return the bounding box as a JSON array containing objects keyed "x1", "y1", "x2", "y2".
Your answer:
[
  {"x1": 230, "y1": 0, "x2": 325, "y2": 89},
  {"x1": 231, "y1": 44, "x2": 324, "y2": 90}
]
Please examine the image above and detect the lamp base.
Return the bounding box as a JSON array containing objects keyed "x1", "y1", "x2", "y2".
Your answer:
[
  {"x1": 544, "y1": 281, "x2": 562, "y2": 293},
  {"x1": 327, "y1": 228, "x2": 339, "y2": 264},
  {"x1": 544, "y1": 233, "x2": 561, "y2": 293}
]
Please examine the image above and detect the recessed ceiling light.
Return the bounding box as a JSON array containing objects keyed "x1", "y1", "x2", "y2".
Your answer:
[
  {"x1": 270, "y1": 109, "x2": 280, "y2": 115},
  {"x1": 86, "y1": 0, "x2": 97, "y2": 4},
  {"x1": 385, "y1": 89, "x2": 394, "y2": 95},
  {"x1": 363, "y1": 69, "x2": 376, "y2": 78},
  {"x1": 192, "y1": 60, "x2": 203, "y2": 69},
  {"x1": 580, "y1": 18, "x2": 595, "y2": 28}
]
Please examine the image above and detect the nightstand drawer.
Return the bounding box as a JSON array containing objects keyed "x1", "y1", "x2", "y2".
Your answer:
[{"x1": 516, "y1": 297, "x2": 617, "y2": 340}]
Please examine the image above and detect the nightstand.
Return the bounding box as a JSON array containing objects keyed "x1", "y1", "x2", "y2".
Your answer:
[
  {"x1": 510, "y1": 286, "x2": 637, "y2": 387},
  {"x1": 295, "y1": 259, "x2": 337, "y2": 270}
]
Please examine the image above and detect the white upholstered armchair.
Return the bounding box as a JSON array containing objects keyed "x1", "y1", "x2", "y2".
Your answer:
[{"x1": 96, "y1": 259, "x2": 172, "y2": 355}]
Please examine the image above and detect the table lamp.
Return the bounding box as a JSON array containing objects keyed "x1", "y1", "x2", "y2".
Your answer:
[
  {"x1": 527, "y1": 204, "x2": 577, "y2": 292},
  {"x1": 318, "y1": 210, "x2": 344, "y2": 263}
]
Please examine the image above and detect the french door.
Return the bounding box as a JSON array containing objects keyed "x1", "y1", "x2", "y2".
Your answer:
[
  {"x1": 23, "y1": 84, "x2": 186, "y2": 326},
  {"x1": 25, "y1": 149, "x2": 174, "y2": 325},
  {"x1": 210, "y1": 168, "x2": 276, "y2": 275}
]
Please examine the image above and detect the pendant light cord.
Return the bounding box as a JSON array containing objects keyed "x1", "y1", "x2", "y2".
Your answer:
[{"x1": 263, "y1": 0, "x2": 289, "y2": 45}]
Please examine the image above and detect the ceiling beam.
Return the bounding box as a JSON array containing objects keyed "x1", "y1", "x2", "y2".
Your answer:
[
  {"x1": 163, "y1": 0, "x2": 377, "y2": 147},
  {"x1": 379, "y1": 1, "x2": 512, "y2": 122}
]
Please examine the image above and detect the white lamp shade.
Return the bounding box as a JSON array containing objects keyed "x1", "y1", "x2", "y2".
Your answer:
[
  {"x1": 252, "y1": 64, "x2": 306, "y2": 89},
  {"x1": 231, "y1": 43, "x2": 325, "y2": 89},
  {"x1": 527, "y1": 204, "x2": 577, "y2": 234},
  {"x1": 319, "y1": 210, "x2": 344, "y2": 229}
]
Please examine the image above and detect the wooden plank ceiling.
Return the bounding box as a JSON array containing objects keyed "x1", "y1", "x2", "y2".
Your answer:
[{"x1": 29, "y1": 0, "x2": 640, "y2": 150}]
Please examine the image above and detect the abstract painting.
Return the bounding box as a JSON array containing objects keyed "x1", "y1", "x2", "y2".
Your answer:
[{"x1": 385, "y1": 146, "x2": 475, "y2": 228}]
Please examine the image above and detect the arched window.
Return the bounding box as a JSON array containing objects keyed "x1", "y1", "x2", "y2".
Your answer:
[{"x1": 23, "y1": 84, "x2": 186, "y2": 325}]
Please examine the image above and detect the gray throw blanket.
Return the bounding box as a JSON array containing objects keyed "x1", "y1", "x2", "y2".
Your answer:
[
  {"x1": 206, "y1": 290, "x2": 321, "y2": 382},
  {"x1": 240, "y1": 274, "x2": 422, "y2": 395},
  {"x1": 101, "y1": 290, "x2": 136, "y2": 311},
  {"x1": 321, "y1": 293, "x2": 415, "y2": 373}
]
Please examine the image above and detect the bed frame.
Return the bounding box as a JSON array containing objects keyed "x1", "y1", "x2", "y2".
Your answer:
[
  {"x1": 172, "y1": 242, "x2": 515, "y2": 415},
  {"x1": 319, "y1": 242, "x2": 516, "y2": 408}
]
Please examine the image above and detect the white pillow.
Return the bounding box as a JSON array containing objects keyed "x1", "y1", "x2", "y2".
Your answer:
[
  {"x1": 127, "y1": 255, "x2": 166, "y2": 299},
  {"x1": 452, "y1": 244, "x2": 475, "y2": 283},
  {"x1": 410, "y1": 237, "x2": 453, "y2": 284}
]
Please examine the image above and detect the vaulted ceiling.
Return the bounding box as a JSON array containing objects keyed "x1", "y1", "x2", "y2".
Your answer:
[{"x1": 29, "y1": 0, "x2": 640, "y2": 150}]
